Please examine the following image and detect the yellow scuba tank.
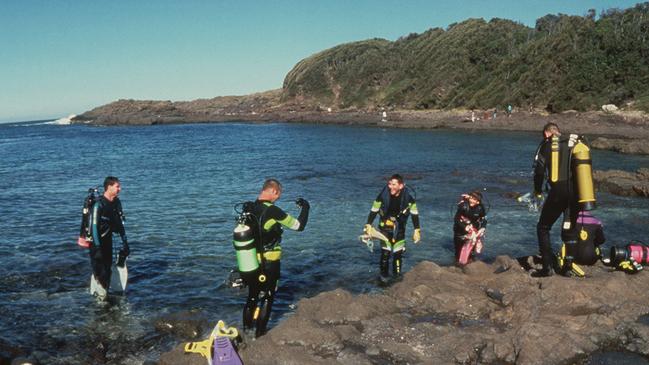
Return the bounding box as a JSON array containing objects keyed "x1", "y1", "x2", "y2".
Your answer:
[
  {"x1": 550, "y1": 136, "x2": 560, "y2": 183},
  {"x1": 233, "y1": 222, "x2": 259, "y2": 273},
  {"x1": 572, "y1": 140, "x2": 596, "y2": 210}
]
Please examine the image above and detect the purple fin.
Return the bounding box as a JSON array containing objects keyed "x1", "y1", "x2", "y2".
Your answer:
[{"x1": 212, "y1": 337, "x2": 242, "y2": 365}]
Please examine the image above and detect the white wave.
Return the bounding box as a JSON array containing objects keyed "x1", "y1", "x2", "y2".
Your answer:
[{"x1": 46, "y1": 114, "x2": 77, "y2": 125}]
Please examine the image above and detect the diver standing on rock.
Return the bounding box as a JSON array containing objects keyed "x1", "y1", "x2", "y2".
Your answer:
[
  {"x1": 532, "y1": 123, "x2": 597, "y2": 277},
  {"x1": 233, "y1": 179, "x2": 309, "y2": 338},
  {"x1": 364, "y1": 174, "x2": 421, "y2": 282}
]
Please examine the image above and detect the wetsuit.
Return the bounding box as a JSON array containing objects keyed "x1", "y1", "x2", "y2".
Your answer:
[
  {"x1": 89, "y1": 196, "x2": 127, "y2": 290},
  {"x1": 241, "y1": 200, "x2": 309, "y2": 337},
  {"x1": 574, "y1": 211, "x2": 605, "y2": 265},
  {"x1": 367, "y1": 189, "x2": 419, "y2": 278},
  {"x1": 533, "y1": 135, "x2": 580, "y2": 273},
  {"x1": 453, "y1": 199, "x2": 487, "y2": 262}
]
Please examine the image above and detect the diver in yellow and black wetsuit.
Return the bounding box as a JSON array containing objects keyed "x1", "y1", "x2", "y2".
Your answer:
[
  {"x1": 365, "y1": 174, "x2": 420, "y2": 282},
  {"x1": 240, "y1": 178, "x2": 309, "y2": 338}
]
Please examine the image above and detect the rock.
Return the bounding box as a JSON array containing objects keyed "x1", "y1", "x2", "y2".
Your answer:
[
  {"x1": 602, "y1": 104, "x2": 619, "y2": 112},
  {"x1": 153, "y1": 310, "x2": 209, "y2": 340},
  {"x1": 160, "y1": 258, "x2": 649, "y2": 364},
  {"x1": 592, "y1": 137, "x2": 649, "y2": 155},
  {"x1": 594, "y1": 169, "x2": 649, "y2": 197}
]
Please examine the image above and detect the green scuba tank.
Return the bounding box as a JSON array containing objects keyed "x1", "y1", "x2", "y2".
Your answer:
[{"x1": 232, "y1": 219, "x2": 259, "y2": 273}]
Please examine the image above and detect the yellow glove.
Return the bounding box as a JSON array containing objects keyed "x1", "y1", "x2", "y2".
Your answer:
[
  {"x1": 364, "y1": 224, "x2": 372, "y2": 234},
  {"x1": 413, "y1": 228, "x2": 421, "y2": 244}
]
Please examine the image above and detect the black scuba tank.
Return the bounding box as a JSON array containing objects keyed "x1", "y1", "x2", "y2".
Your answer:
[{"x1": 77, "y1": 187, "x2": 100, "y2": 248}]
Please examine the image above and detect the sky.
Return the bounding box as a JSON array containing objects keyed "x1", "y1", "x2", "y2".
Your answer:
[{"x1": 0, "y1": 0, "x2": 642, "y2": 122}]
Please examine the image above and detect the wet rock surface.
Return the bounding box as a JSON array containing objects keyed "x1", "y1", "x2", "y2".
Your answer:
[
  {"x1": 159, "y1": 257, "x2": 649, "y2": 364},
  {"x1": 594, "y1": 168, "x2": 649, "y2": 198},
  {"x1": 592, "y1": 137, "x2": 649, "y2": 155}
]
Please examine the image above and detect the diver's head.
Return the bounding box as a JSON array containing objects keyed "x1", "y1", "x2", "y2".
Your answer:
[
  {"x1": 259, "y1": 178, "x2": 283, "y2": 202},
  {"x1": 542, "y1": 122, "x2": 561, "y2": 139},
  {"x1": 103, "y1": 176, "x2": 121, "y2": 200},
  {"x1": 387, "y1": 174, "x2": 405, "y2": 197},
  {"x1": 468, "y1": 190, "x2": 482, "y2": 207}
]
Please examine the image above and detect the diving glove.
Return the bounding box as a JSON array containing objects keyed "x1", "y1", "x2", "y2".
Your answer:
[
  {"x1": 413, "y1": 228, "x2": 421, "y2": 244},
  {"x1": 120, "y1": 241, "x2": 130, "y2": 258},
  {"x1": 295, "y1": 198, "x2": 310, "y2": 209}
]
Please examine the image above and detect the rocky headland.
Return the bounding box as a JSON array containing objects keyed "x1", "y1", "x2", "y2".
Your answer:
[{"x1": 159, "y1": 257, "x2": 649, "y2": 365}]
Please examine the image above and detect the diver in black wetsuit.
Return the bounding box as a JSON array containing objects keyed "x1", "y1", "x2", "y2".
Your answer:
[
  {"x1": 365, "y1": 174, "x2": 420, "y2": 281},
  {"x1": 241, "y1": 178, "x2": 309, "y2": 337},
  {"x1": 453, "y1": 191, "x2": 487, "y2": 264},
  {"x1": 89, "y1": 176, "x2": 129, "y2": 293},
  {"x1": 532, "y1": 123, "x2": 580, "y2": 277}
]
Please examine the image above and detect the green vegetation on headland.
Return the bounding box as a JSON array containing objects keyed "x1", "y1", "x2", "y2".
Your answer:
[
  {"x1": 283, "y1": 3, "x2": 649, "y2": 112},
  {"x1": 75, "y1": 3, "x2": 649, "y2": 127}
]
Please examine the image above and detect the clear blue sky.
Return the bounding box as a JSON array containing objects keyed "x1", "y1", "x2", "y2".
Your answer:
[{"x1": 0, "y1": 0, "x2": 641, "y2": 122}]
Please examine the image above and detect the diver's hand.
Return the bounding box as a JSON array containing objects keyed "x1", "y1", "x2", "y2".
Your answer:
[
  {"x1": 120, "y1": 241, "x2": 130, "y2": 258},
  {"x1": 413, "y1": 228, "x2": 421, "y2": 244},
  {"x1": 295, "y1": 198, "x2": 310, "y2": 209},
  {"x1": 364, "y1": 224, "x2": 372, "y2": 234}
]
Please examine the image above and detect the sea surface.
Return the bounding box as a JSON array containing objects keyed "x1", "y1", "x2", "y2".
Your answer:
[{"x1": 1, "y1": 120, "x2": 648, "y2": 364}]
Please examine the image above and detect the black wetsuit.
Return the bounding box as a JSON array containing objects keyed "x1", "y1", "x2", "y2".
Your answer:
[
  {"x1": 89, "y1": 196, "x2": 127, "y2": 290},
  {"x1": 241, "y1": 200, "x2": 309, "y2": 337},
  {"x1": 534, "y1": 136, "x2": 579, "y2": 272},
  {"x1": 453, "y1": 199, "x2": 487, "y2": 262},
  {"x1": 367, "y1": 189, "x2": 419, "y2": 278}
]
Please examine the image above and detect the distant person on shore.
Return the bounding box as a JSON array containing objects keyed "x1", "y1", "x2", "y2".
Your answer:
[
  {"x1": 239, "y1": 179, "x2": 309, "y2": 337},
  {"x1": 364, "y1": 174, "x2": 420, "y2": 283},
  {"x1": 471, "y1": 110, "x2": 476, "y2": 123},
  {"x1": 506, "y1": 104, "x2": 513, "y2": 117},
  {"x1": 453, "y1": 191, "x2": 487, "y2": 265},
  {"x1": 532, "y1": 123, "x2": 595, "y2": 277},
  {"x1": 492, "y1": 108, "x2": 497, "y2": 120},
  {"x1": 89, "y1": 176, "x2": 129, "y2": 297}
]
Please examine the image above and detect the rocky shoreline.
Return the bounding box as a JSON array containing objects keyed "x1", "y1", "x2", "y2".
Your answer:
[
  {"x1": 72, "y1": 94, "x2": 649, "y2": 155},
  {"x1": 159, "y1": 257, "x2": 649, "y2": 365}
]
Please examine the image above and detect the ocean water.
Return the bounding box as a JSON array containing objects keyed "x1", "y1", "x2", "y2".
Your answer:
[{"x1": 1, "y1": 121, "x2": 648, "y2": 364}]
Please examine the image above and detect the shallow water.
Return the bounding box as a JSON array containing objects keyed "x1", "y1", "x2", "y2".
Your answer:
[{"x1": 1, "y1": 121, "x2": 648, "y2": 363}]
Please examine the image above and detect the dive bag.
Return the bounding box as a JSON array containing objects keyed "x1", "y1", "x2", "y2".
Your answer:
[
  {"x1": 609, "y1": 242, "x2": 649, "y2": 273},
  {"x1": 77, "y1": 187, "x2": 100, "y2": 248}
]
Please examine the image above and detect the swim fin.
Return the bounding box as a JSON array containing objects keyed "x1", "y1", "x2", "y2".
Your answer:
[
  {"x1": 90, "y1": 274, "x2": 107, "y2": 299},
  {"x1": 213, "y1": 321, "x2": 242, "y2": 365},
  {"x1": 365, "y1": 225, "x2": 389, "y2": 242},
  {"x1": 185, "y1": 323, "x2": 219, "y2": 365},
  {"x1": 458, "y1": 241, "x2": 474, "y2": 265},
  {"x1": 110, "y1": 255, "x2": 128, "y2": 294}
]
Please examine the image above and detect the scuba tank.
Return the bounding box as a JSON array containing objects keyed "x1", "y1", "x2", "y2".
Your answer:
[
  {"x1": 232, "y1": 208, "x2": 259, "y2": 274},
  {"x1": 231, "y1": 202, "x2": 267, "y2": 283},
  {"x1": 77, "y1": 187, "x2": 100, "y2": 248},
  {"x1": 549, "y1": 134, "x2": 597, "y2": 210},
  {"x1": 572, "y1": 139, "x2": 596, "y2": 210}
]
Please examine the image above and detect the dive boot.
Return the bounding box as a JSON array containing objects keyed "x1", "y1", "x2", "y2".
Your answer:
[{"x1": 531, "y1": 267, "x2": 554, "y2": 277}]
